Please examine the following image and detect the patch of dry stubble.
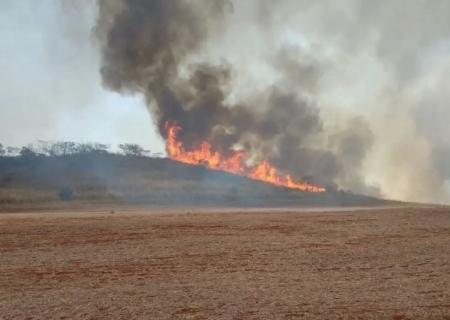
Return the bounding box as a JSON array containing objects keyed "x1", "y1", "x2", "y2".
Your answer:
[{"x1": 0, "y1": 206, "x2": 449, "y2": 319}]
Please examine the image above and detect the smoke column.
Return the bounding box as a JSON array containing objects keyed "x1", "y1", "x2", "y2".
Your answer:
[{"x1": 95, "y1": 0, "x2": 450, "y2": 203}]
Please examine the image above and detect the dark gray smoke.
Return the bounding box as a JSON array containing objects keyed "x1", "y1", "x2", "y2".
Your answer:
[
  {"x1": 93, "y1": 0, "x2": 450, "y2": 203},
  {"x1": 95, "y1": 0, "x2": 376, "y2": 194},
  {"x1": 96, "y1": 0, "x2": 236, "y2": 148},
  {"x1": 249, "y1": 0, "x2": 450, "y2": 203}
]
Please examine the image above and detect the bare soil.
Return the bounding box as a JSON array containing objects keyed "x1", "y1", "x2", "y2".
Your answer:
[{"x1": 1, "y1": 206, "x2": 449, "y2": 319}]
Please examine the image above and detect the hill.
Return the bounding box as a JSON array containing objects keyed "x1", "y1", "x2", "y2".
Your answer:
[{"x1": 0, "y1": 150, "x2": 393, "y2": 208}]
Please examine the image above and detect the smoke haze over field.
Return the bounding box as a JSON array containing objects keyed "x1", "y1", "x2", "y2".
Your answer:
[{"x1": 2, "y1": 0, "x2": 450, "y2": 203}]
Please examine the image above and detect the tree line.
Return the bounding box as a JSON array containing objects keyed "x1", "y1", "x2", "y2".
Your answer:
[{"x1": 0, "y1": 141, "x2": 164, "y2": 158}]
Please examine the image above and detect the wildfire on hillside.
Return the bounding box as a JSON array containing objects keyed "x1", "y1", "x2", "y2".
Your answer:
[{"x1": 165, "y1": 121, "x2": 326, "y2": 193}]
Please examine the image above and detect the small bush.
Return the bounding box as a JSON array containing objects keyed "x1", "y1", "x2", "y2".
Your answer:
[{"x1": 59, "y1": 187, "x2": 74, "y2": 201}]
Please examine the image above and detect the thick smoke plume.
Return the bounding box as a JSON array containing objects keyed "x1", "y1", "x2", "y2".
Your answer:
[{"x1": 95, "y1": 0, "x2": 450, "y2": 203}]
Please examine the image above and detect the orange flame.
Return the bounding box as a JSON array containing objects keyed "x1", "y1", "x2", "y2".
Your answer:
[{"x1": 165, "y1": 121, "x2": 325, "y2": 193}]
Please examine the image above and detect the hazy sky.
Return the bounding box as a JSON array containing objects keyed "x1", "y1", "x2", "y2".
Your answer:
[
  {"x1": 1, "y1": 0, "x2": 450, "y2": 202},
  {"x1": 0, "y1": 1, "x2": 165, "y2": 152}
]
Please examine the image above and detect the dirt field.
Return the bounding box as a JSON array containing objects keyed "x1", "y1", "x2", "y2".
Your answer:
[{"x1": 1, "y1": 206, "x2": 449, "y2": 319}]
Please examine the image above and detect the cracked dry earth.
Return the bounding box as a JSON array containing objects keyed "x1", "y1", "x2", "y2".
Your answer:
[{"x1": 0, "y1": 207, "x2": 450, "y2": 319}]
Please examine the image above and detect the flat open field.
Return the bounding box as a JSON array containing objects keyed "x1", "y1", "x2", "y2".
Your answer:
[{"x1": 1, "y1": 206, "x2": 449, "y2": 319}]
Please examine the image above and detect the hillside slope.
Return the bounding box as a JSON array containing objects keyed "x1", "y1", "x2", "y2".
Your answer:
[{"x1": 0, "y1": 154, "x2": 392, "y2": 207}]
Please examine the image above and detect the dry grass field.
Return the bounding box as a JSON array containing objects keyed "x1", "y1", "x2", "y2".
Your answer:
[{"x1": 1, "y1": 205, "x2": 449, "y2": 319}]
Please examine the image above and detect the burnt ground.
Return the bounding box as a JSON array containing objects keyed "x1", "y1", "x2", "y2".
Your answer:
[{"x1": 0, "y1": 206, "x2": 449, "y2": 319}]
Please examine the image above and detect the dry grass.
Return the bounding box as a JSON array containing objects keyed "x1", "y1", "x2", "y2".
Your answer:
[
  {"x1": 0, "y1": 154, "x2": 392, "y2": 207},
  {"x1": 1, "y1": 205, "x2": 449, "y2": 319},
  {"x1": 0, "y1": 179, "x2": 241, "y2": 204},
  {"x1": 0, "y1": 188, "x2": 58, "y2": 204}
]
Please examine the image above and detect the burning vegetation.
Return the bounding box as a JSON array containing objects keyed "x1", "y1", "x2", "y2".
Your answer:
[
  {"x1": 165, "y1": 122, "x2": 325, "y2": 192},
  {"x1": 94, "y1": 0, "x2": 378, "y2": 197}
]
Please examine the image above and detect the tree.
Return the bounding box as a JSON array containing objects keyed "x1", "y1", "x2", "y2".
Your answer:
[
  {"x1": 35, "y1": 141, "x2": 80, "y2": 156},
  {"x1": 6, "y1": 147, "x2": 20, "y2": 157},
  {"x1": 91, "y1": 143, "x2": 110, "y2": 154},
  {"x1": 0, "y1": 144, "x2": 4, "y2": 157},
  {"x1": 36, "y1": 141, "x2": 54, "y2": 156},
  {"x1": 75, "y1": 142, "x2": 105, "y2": 154},
  {"x1": 20, "y1": 147, "x2": 38, "y2": 158},
  {"x1": 118, "y1": 143, "x2": 149, "y2": 156},
  {"x1": 53, "y1": 141, "x2": 77, "y2": 156},
  {"x1": 75, "y1": 142, "x2": 94, "y2": 154}
]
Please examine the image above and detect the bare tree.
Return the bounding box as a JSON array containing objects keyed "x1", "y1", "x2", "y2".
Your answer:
[
  {"x1": 92, "y1": 143, "x2": 110, "y2": 154},
  {"x1": 6, "y1": 147, "x2": 20, "y2": 157},
  {"x1": 74, "y1": 142, "x2": 110, "y2": 155},
  {"x1": 118, "y1": 143, "x2": 149, "y2": 156},
  {"x1": 20, "y1": 146, "x2": 38, "y2": 158},
  {"x1": 75, "y1": 142, "x2": 94, "y2": 154},
  {"x1": 36, "y1": 141, "x2": 55, "y2": 156},
  {"x1": 50, "y1": 141, "x2": 80, "y2": 156}
]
